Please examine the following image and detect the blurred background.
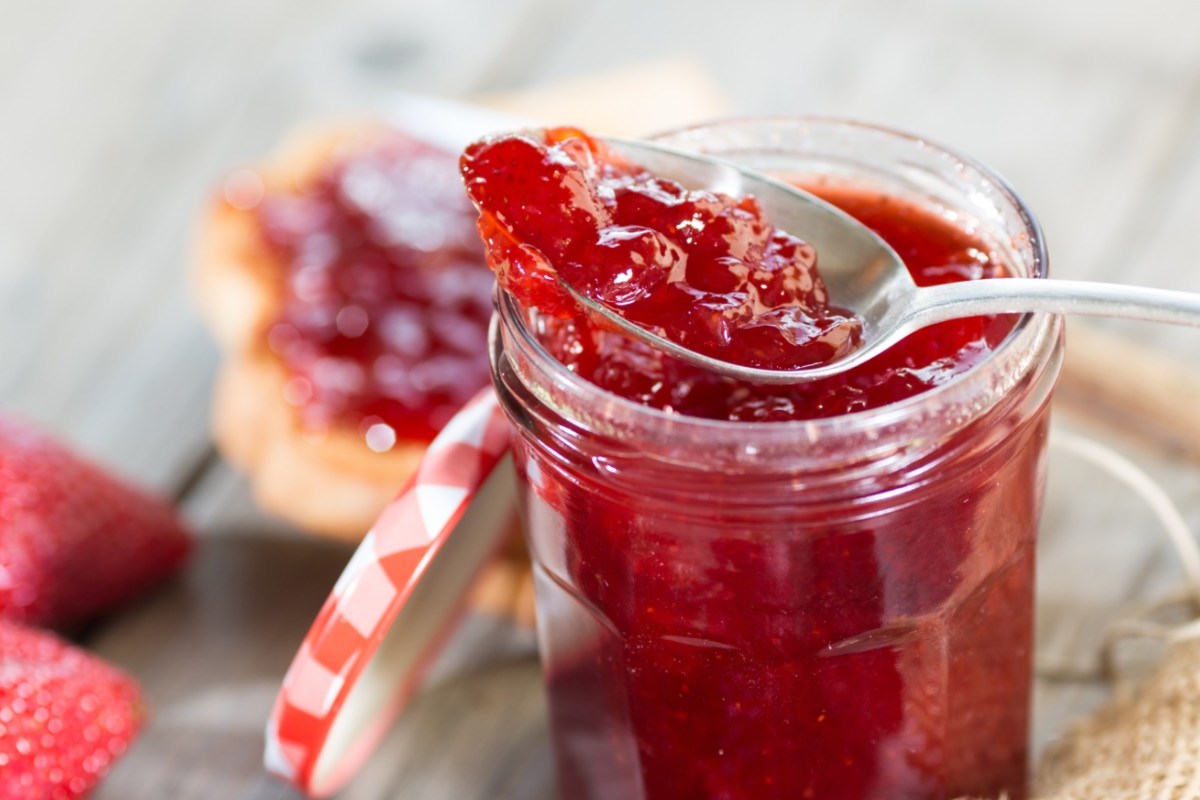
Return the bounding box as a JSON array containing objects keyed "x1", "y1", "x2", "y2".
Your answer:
[
  {"x1": 2, "y1": 1, "x2": 1200, "y2": 798},
  {"x1": 5, "y1": 0, "x2": 1200, "y2": 477}
]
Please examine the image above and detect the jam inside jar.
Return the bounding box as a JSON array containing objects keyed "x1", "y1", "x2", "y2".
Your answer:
[{"x1": 487, "y1": 119, "x2": 1064, "y2": 800}]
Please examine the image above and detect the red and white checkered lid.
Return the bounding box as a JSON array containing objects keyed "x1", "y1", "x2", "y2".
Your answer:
[{"x1": 264, "y1": 389, "x2": 515, "y2": 797}]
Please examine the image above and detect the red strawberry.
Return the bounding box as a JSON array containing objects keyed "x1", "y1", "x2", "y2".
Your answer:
[
  {"x1": 0, "y1": 417, "x2": 192, "y2": 627},
  {"x1": 0, "y1": 619, "x2": 143, "y2": 799}
]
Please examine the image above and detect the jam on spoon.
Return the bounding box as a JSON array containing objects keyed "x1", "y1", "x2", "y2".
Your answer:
[{"x1": 461, "y1": 127, "x2": 1016, "y2": 421}]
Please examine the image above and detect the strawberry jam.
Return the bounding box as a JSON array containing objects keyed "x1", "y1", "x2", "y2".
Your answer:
[
  {"x1": 472, "y1": 124, "x2": 1057, "y2": 800},
  {"x1": 256, "y1": 131, "x2": 494, "y2": 448},
  {"x1": 462, "y1": 128, "x2": 863, "y2": 378}
]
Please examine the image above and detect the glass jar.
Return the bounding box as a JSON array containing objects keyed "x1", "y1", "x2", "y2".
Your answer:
[{"x1": 488, "y1": 118, "x2": 1064, "y2": 800}]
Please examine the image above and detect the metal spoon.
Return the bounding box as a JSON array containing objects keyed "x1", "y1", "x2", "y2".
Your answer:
[{"x1": 565, "y1": 137, "x2": 1200, "y2": 385}]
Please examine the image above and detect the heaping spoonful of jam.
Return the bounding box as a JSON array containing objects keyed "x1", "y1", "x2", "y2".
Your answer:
[{"x1": 463, "y1": 128, "x2": 1200, "y2": 385}]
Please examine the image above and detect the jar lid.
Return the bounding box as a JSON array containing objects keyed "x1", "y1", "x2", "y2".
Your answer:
[{"x1": 264, "y1": 390, "x2": 514, "y2": 796}]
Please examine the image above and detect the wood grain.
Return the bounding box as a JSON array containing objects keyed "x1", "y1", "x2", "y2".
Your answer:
[
  {"x1": 1058, "y1": 322, "x2": 1200, "y2": 462},
  {"x1": 2, "y1": 0, "x2": 1200, "y2": 797}
]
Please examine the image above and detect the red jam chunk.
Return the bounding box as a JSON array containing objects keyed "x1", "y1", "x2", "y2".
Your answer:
[
  {"x1": 461, "y1": 128, "x2": 862, "y2": 374},
  {"x1": 257, "y1": 131, "x2": 494, "y2": 447},
  {"x1": 464, "y1": 127, "x2": 1036, "y2": 800},
  {"x1": 461, "y1": 129, "x2": 1015, "y2": 421}
]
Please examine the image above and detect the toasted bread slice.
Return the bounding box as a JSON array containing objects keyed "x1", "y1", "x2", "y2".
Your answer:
[{"x1": 193, "y1": 120, "x2": 533, "y2": 622}]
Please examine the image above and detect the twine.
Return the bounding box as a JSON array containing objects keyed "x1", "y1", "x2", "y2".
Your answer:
[{"x1": 1049, "y1": 430, "x2": 1200, "y2": 611}]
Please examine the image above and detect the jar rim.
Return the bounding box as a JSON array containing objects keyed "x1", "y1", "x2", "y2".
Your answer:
[{"x1": 489, "y1": 116, "x2": 1062, "y2": 462}]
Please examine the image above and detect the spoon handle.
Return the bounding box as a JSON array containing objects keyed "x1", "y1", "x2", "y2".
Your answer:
[{"x1": 909, "y1": 278, "x2": 1200, "y2": 328}]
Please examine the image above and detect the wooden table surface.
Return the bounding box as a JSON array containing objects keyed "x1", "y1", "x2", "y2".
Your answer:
[{"x1": 4, "y1": 1, "x2": 1200, "y2": 797}]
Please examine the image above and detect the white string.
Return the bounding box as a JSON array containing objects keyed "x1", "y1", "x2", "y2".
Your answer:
[{"x1": 1049, "y1": 428, "x2": 1200, "y2": 608}]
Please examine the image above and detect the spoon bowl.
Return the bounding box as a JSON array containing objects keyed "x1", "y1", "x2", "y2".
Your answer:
[{"x1": 570, "y1": 137, "x2": 1200, "y2": 385}]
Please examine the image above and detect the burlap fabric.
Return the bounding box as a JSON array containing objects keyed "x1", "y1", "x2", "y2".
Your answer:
[{"x1": 1032, "y1": 631, "x2": 1200, "y2": 799}]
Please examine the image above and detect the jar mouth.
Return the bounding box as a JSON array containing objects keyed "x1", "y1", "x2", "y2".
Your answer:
[{"x1": 489, "y1": 117, "x2": 1063, "y2": 470}]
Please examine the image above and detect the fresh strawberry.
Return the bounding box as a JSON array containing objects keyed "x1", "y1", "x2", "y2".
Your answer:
[
  {"x1": 0, "y1": 417, "x2": 192, "y2": 627},
  {"x1": 0, "y1": 619, "x2": 143, "y2": 799}
]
